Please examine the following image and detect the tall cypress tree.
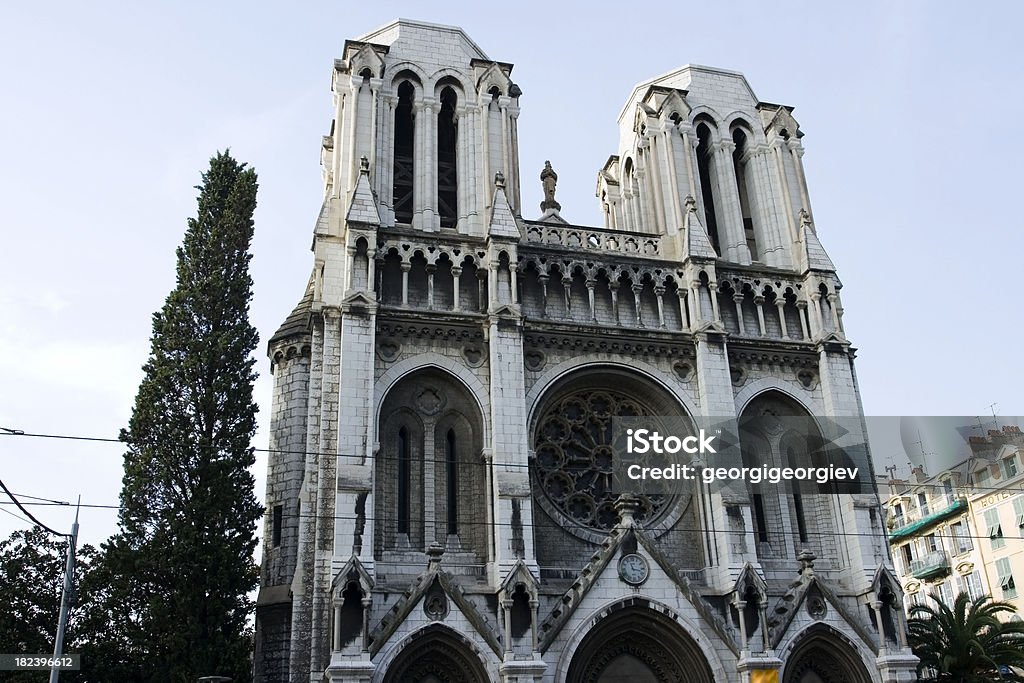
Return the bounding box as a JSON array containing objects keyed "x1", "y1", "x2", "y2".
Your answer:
[{"x1": 107, "y1": 151, "x2": 262, "y2": 682}]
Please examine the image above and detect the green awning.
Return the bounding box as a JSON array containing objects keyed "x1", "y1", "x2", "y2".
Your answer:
[{"x1": 888, "y1": 498, "x2": 968, "y2": 542}]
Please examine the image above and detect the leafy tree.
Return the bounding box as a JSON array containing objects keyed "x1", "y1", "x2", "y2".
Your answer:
[
  {"x1": 0, "y1": 526, "x2": 127, "y2": 682},
  {"x1": 104, "y1": 151, "x2": 262, "y2": 682},
  {"x1": 909, "y1": 591, "x2": 1024, "y2": 682}
]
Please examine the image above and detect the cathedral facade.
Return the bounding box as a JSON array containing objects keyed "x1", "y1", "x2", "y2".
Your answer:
[{"x1": 255, "y1": 19, "x2": 917, "y2": 683}]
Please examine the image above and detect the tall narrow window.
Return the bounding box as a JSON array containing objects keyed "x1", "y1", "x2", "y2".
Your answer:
[
  {"x1": 397, "y1": 426, "x2": 411, "y2": 535},
  {"x1": 695, "y1": 123, "x2": 720, "y2": 253},
  {"x1": 732, "y1": 128, "x2": 758, "y2": 260},
  {"x1": 437, "y1": 86, "x2": 458, "y2": 228},
  {"x1": 752, "y1": 493, "x2": 768, "y2": 542},
  {"x1": 446, "y1": 429, "x2": 458, "y2": 535},
  {"x1": 793, "y1": 492, "x2": 809, "y2": 543},
  {"x1": 272, "y1": 504, "x2": 283, "y2": 547},
  {"x1": 393, "y1": 81, "x2": 415, "y2": 224}
]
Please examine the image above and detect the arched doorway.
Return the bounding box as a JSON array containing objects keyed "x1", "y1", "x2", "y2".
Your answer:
[
  {"x1": 566, "y1": 602, "x2": 715, "y2": 683},
  {"x1": 381, "y1": 625, "x2": 490, "y2": 683},
  {"x1": 782, "y1": 627, "x2": 873, "y2": 683}
]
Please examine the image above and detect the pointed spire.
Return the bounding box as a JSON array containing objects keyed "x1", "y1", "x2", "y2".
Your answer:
[
  {"x1": 345, "y1": 155, "x2": 381, "y2": 225},
  {"x1": 799, "y1": 209, "x2": 835, "y2": 271},
  {"x1": 488, "y1": 172, "x2": 521, "y2": 238},
  {"x1": 683, "y1": 195, "x2": 717, "y2": 259}
]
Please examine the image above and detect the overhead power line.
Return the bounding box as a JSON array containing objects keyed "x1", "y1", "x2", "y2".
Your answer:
[
  {"x1": 4, "y1": 426, "x2": 1024, "y2": 496},
  {"x1": 0, "y1": 477, "x2": 67, "y2": 536},
  {"x1": 1, "y1": 497, "x2": 1022, "y2": 545}
]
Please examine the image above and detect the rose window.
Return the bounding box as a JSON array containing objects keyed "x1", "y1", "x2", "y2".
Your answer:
[{"x1": 533, "y1": 389, "x2": 669, "y2": 531}]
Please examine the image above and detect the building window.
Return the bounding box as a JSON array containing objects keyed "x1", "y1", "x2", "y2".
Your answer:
[
  {"x1": 959, "y1": 571, "x2": 983, "y2": 601},
  {"x1": 437, "y1": 86, "x2": 458, "y2": 228},
  {"x1": 997, "y1": 557, "x2": 1016, "y2": 599},
  {"x1": 793, "y1": 492, "x2": 809, "y2": 544},
  {"x1": 393, "y1": 81, "x2": 416, "y2": 224},
  {"x1": 731, "y1": 127, "x2": 758, "y2": 260},
  {"x1": 397, "y1": 426, "x2": 411, "y2": 535},
  {"x1": 901, "y1": 543, "x2": 914, "y2": 569},
  {"x1": 752, "y1": 493, "x2": 769, "y2": 543},
  {"x1": 917, "y1": 492, "x2": 930, "y2": 517},
  {"x1": 975, "y1": 467, "x2": 990, "y2": 485},
  {"x1": 936, "y1": 580, "x2": 954, "y2": 607},
  {"x1": 272, "y1": 504, "x2": 283, "y2": 547},
  {"x1": 942, "y1": 478, "x2": 956, "y2": 507},
  {"x1": 925, "y1": 533, "x2": 939, "y2": 553},
  {"x1": 445, "y1": 429, "x2": 458, "y2": 535},
  {"x1": 951, "y1": 521, "x2": 973, "y2": 554},
  {"x1": 1005, "y1": 455, "x2": 1020, "y2": 480},
  {"x1": 1014, "y1": 496, "x2": 1024, "y2": 530},
  {"x1": 986, "y1": 508, "x2": 1005, "y2": 550},
  {"x1": 892, "y1": 502, "x2": 905, "y2": 529},
  {"x1": 695, "y1": 122, "x2": 721, "y2": 254}
]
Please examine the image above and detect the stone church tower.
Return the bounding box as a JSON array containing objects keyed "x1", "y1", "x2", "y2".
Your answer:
[{"x1": 255, "y1": 19, "x2": 918, "y2": 683}]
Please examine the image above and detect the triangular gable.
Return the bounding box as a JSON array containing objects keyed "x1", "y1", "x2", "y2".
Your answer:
[
  {"x1": 536, "y1": 523, "x2": 739, "y2": 655},
  {"x1": 489, "y1": 177, "x2": 521, "y2": 238},
  {"x1": 499, "y1": 559, "x2": 539, "y2": 596},
  {"x1": 683, "y1": 196, "x2": 717, "y2": 260},
  {"x1": 474, "y1": 61, "x2": 513, "y2": 96},
  {"x1": 342, "y1": 41, "x2": 387, "y2": 78},
  {"x1": 800, "y1": 213, "x2": 835, "y2": 272},
  {"x1": 537, "y1": 525, "x2": 628, "y2": 651},
  {"x1": 368, "y1": 565, "x2": 502, "y2": 657},
  {"x1": 331, "y1": 554, "x2": 375, "y2": 595},
  {"x1": 767, "y1": 573, "x2": 876, "y2": 652},
  {"x1": 635, "y1": 530, "x2": 739, "y2": 655},
  {"x1": 733, "y1": 562, "x2": 768, "y2": 604},
  {"x1": 346, "y1": 158, "x2": 382, "y2": 226}
]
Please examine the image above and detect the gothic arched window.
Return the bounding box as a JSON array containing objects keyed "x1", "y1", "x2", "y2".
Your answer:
[
  {"x1": 393, "y1": 81, "x2": 415, "y2": 224},
  {"x1": 695, "y1": 122, "x2": 721, "y2": 254},
  {"x1": 732, "y1": 127, "x2": 758, "y2": 260},
  {"x1": 437, "y1": 86, "x2": 458, "y2": 228}
]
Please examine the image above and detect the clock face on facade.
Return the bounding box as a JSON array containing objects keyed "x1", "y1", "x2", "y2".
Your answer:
[{"x1": 618, "y1": 553, "x2": 649, "y2": 585}]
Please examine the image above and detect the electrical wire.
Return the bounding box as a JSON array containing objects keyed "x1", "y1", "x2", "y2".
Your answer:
[
  {"x1": 4, "y1": 427, "x2": 1024, "y2": 496},
  {"x1": 0, "y1": 477, "x2": 66, "y2": 536},
  {"x1": 0, "y1": 503, "x2": 35, "y2": 527},
  {"x1": 0, "y1": 498, "x2": 1018, "y2": 545}
]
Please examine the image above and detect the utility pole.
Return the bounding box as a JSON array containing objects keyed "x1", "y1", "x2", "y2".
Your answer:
[{"x1": 49, "y1": 497, "x2": 79, "y2": 683}]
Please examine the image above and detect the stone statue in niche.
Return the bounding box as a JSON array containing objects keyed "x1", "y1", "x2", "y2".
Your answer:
[{"x1": 540, "y1": 160, "x2": 561, "y2": 212}]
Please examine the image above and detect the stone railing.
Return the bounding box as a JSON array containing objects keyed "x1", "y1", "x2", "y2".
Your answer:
[{"x1": 523, "y1": 221, "x2": 662, "y2": 258}]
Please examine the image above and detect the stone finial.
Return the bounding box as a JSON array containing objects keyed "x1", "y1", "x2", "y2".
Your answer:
[
  {"x1": 495, "y1": 171, "x2": 506, "y2": 190},
  {"x1": 799, "y1": 208, "x2": 811, "y2": 227},
  {"x1": 797, "y1": 549, "x2": 816, "y2": 576},
  {"x1": 359, "y1": 155, "x2": 370, "y2": 175},
  {"x1": 684, "y1": 195, "x2": 698, "y2": 213},
  {"x1": 614, "y1": 493, "x2": 641, "y2": 527},
  {"x1": 540, "y1": 160, "x2": 561, "y2": 212},
  {"x1": 427, "y1": 543, "x2": 445, "y2": 569}
]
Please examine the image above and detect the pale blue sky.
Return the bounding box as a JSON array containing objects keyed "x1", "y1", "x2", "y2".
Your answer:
[{"x1": 1, "y1": 1, "x2": 1022, "y2": 545}]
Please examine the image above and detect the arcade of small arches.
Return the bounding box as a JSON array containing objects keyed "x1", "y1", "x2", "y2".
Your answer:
[{"x1": 350, "y1": 232, "x2": 844, "y2": 343}]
